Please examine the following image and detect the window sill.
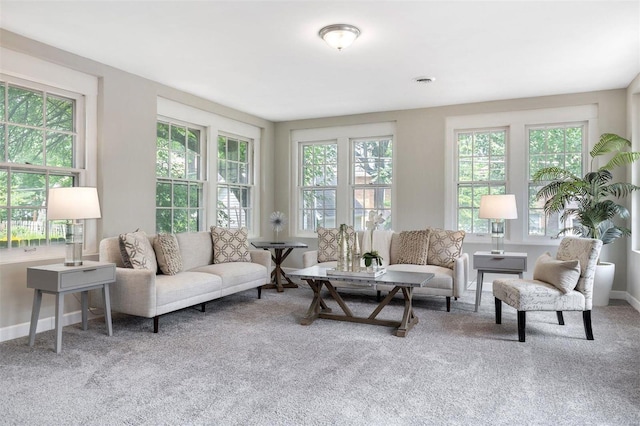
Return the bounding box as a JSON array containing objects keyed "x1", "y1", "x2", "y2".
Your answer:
[{"x1": 0, "y1": 248, "x2": 99, "y2": 266}]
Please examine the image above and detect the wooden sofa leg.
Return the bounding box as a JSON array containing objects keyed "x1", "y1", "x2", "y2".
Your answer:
[
  {"x1": 258, "y1": 286, "x2": 262, "y2": 299},
  {"x1": 201, "y1": 303, "x2": 206, "y2": 313},
  {"x1": 517, "y1": 311, "x2": 526, "y2": 342},
  {"x1": 583, "y1": 310, "x2": 594, "y2": 340},
  {"x1": 376, "y1": 291, "x2": 381, "y2": 302},
  {"x1": 153, "y1": 316, "x2": 159, "y2": 333},
  {"x1": 446, "y1": 297, "x2": 451, "y2": 312},
  {"x1": 556, "y1": 311, "x2": 564, "y2": 325},
  {"x1": 495, "y1": 297, "x2": 502, "y2": 324}
]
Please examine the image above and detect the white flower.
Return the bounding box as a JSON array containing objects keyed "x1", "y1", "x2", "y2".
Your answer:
[{"x1": 269, "y1": 211, "x2": 287, "y2": 232}]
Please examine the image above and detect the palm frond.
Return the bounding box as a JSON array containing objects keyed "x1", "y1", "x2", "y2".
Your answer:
[
  {"x1": 590, "y1": 133, "x2": 631, "y2": 158},
  {"x1": 531, "y1": 167, "x2": 580, "y2": 183},
  {"x1": 599, "y1": 151, "x2": 640, "y2": 171},
  {"x1": 606, "y1": 182, "x2": 640, "y2": 198}
]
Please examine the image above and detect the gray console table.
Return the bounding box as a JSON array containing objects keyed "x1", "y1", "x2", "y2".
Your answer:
[
  {"x1": 473, "y1": 251, "x2": 527, "y2": 312},
  {"x1": 27, "y1": 261, "x2": 116, "y2": 353}
]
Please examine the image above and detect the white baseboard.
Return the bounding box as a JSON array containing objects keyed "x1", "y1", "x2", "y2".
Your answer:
[{"x1": 0, "y1": 310, "x2": 102, "y2": 343}]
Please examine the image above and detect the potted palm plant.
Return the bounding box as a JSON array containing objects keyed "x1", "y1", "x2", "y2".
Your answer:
[{"x1": 533, "y1": 133, "x2": 640, "y2": 305}]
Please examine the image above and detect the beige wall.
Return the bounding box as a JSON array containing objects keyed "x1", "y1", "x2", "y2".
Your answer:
[
  {"x1": 275, "y1": 89, "x2": 630, "y2": 292},
  {"x1": 627, "y1": 72, "x2": 640, "y2": 307},
  {"x1": 0, "y1": 30, "x2": 275, "y2": 339}
]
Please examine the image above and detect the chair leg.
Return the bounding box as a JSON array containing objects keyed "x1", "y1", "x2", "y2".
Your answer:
[
  {"x1": 517, "y1": 311, "x2": 526, "y2": 342},
  {"x1": 446, "y1": 296, "x2": 451, "y2": 312},
  {"x1": 258, "y1": 286, "x2": 262, "y2": 299},
  {"x1": 494, "y1": 297, "x2": 501, "y2": 324},
  {"x1": 153, "y1": 316, "x2": 159, "y2": 333},
  {"x1": 556, "y1": 311, "x2": 564, "y2": 325},
  {"x1": 583, "y1": 310, "x2": 594, "y2": 340},
  {"x1": 200, "y1": 303, "x2": 206, "y2": 313}
]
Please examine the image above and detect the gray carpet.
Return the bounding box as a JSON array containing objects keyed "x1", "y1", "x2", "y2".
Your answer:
[{"x1": 1, "y1": 286, "x2": 639, "y2": 426}]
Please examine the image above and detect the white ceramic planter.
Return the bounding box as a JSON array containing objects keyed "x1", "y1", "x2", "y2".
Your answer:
[{"x1": 593, "y1": 262, "x2": 615, "y2": 307}]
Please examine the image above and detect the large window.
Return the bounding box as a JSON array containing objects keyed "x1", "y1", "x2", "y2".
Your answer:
[
  {"x1": 455, "y1": 129, "x2": 507, "y2": 235},
  {"x1": 0, "y1": 79, "x2": 82, "y2": 250},
  {"x1": 351, "y1": 137, "x2": 392, "y2": 230},
  {"x1": 293, "y1": 122, "x2": 395, "y2": 236},
  {"x1": 300, "y1": 142, "x2": 337, "y2": 230},
  {"x1": 216, "y1": 134, "x2": 253, "y2": 228},
  {"x1": 528, "y1": 124, "x2": 584, "y2": 237},
  {"x1": 156, "y1": 120, "x2": 204, "y2": 233}
]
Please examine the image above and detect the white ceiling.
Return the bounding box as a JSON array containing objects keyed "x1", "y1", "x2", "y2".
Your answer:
[{"x1": 1, "y1": 1, "x2": 639, "y2": 122}]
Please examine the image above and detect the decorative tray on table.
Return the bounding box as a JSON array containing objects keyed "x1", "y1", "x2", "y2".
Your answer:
[{"x1": 326, "y1": 267, "x2": 386, "y2": 278}]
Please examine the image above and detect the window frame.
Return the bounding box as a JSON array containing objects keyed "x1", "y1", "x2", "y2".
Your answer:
[
  {"x1": 157, "y1": 97, "x2": 261, "y2": 237},
  {"x1": 291, "y1": 122, "x2": 396, "y2": 238},
  {"x1": 215, "y1": 132, "x2": 255, "y2": 229},
  {"x1": 445, "y1": 105, "x2": 598, "y2": 246},
  {"x1": 155, "y1": 117, "x2": 207, "y2": 234},
  {"x1": 298, "y1": 140, "x2": 338, "y2": 232},
  {"x1": 0, "y1": 49, "x2": 97, "y2": 264}
]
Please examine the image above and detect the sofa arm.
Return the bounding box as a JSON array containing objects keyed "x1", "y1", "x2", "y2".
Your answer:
[
  {"x1": 452, "y1": 253, "x2": 470, "y2": 298},
  {"x1": 249, "y1": 249, "x2": 272, "y2": 283},
  {"x1": 302, "y1": 250, "x2": 318, "y2": 268},
  {"x1": 91, "y1": 267, "x2": 158, "y2": 318}
]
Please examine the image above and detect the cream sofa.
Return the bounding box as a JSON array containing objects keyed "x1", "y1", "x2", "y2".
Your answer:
[
  {"x1": 97, "y1": 231, "x2": 271, "y2": 332},
  {"x1": 302, "y1": 230, "x2": 469, "y2": 311}
]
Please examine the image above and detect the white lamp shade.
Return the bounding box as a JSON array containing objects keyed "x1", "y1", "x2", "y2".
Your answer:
[
  {"x1": 478, "y1": 194, "x2": 518, "y2": 220},
  {"x1": 48, "y1": 187, "x2": 102, "y2": 220}
]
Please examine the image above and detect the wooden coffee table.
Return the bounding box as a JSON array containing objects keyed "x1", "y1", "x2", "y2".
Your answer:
[{"x1": 288, "y1": 266, "x2": 434, "y2": 337}]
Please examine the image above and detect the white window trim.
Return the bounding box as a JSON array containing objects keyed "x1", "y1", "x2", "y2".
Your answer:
[
  {"x1": 445, "y1": 105, "x2": 598, "y2": 246},
  {"x1": 0, "y1": 48, "x2": 98, "y2": 264},
  {"x1": 157, "y1": 97, "x2": 261, "y2": 237},
  {"x1": 290, "y1": 122, "x2": 396, "y2": 238}
]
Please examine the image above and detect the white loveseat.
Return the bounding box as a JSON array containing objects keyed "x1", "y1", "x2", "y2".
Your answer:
[
  {"x1": 96, "y1": 231, "x2": 271, "y2": 332},
  {"x1": 302, "y1": 229, "x2": 469, "y2": 311}
]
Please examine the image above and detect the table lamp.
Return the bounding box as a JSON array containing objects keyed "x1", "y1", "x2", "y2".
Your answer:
[
  {"x1": 479, "y1": 194, "x2": 517, "y2": 254},
  {"x1": 47, "y1": 187, "x2": 102, "y2": 266}
]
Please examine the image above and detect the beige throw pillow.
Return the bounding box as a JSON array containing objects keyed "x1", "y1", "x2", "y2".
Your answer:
[
  {"x1": 533, "y1": 252, "x2": 581, "y2": 294},
  {"x1": 317, "y1": 226, "x2": 356, "y2": 263},
  {"x1": 118, "y1": 230, "x2": 157, "y2": 273},
  {"x1": 396, "y1": 230, "x2": 430, "y2": 265},
  {"x1": 426, "y1": 228, "x2": 465, "y2": 269},
  {"x1": 153, "y1": 233, "x2": 183, "y2": 275},
  {"x1": 210, "y1": 226, "x2": 251, "y2": 263}
]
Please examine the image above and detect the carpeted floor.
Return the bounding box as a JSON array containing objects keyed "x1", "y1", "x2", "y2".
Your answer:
[{"x1": 1, "y1": 286, "x2": 639, "y2": 425}]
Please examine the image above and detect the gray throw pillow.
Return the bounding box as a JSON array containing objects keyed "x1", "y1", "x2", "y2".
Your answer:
[
  {"x1": 210, "y1": 226, "x2": 251, "y2": 263},
  {"x1": 426, "y1": 228, "x2": 465, "y2": 269},
  {"x1": 396, "y1": 230, "x2": 430, "y2": 265},
  {"x1": 153, "y1": 233, "x2": 183, "y2": 275},
  {"x1": 118, "y1": 230, "x2": 157, "y2": 273}
]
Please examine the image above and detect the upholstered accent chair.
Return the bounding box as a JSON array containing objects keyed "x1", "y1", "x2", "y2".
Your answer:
[{"x1": 493, "y1": 237, "x2": 603, "y2": 342}]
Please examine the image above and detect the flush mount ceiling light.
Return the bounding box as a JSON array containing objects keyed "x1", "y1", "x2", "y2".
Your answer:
[{"x1": 319, "y1": 24, "x2": 361, "y2": 51}]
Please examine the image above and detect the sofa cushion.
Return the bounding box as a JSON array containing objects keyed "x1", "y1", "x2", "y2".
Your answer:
[
  {"x1": 395, "y1": 230, "x2": 430, "y2": 265},
  {"x1": 317, "y1": 226, "x2": 356, "y2": 263},
  {"x1": 533, "y1": 252, "x2": 581, "y2": 294},
  {"x1": 175, "y1": 232, "x2": 214, "y2": 271},
  {"x1": 191, "y1": 262, "x2": 267, "y2": 289},
  {"x1": 155, "y1": 272, "x2": 223, "y2": 308},
  {"x1": 386, "y1": 264, "x2": 453, "y2": 291},
  {"x1": 493, "y1": 278, "x2": 585, "y2": 311},
  {"x1": 153, "y1": 233, "x2": 183, "y2": 275},
  {"x1": 427, "y1": 228, "x2": 465, "y2": 269},
  {"x1": 210, "y1": 226, "x2": 251, "y2": 263},
  {"x1": 119, "y1": 230, "x2": 157, "y2": 273}
]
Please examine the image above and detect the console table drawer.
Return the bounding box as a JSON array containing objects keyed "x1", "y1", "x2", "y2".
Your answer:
[{"x1": 474, "y1": 255, "x2": 526, "y2": 271}]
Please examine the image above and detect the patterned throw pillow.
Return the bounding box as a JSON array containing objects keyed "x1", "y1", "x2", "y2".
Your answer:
[
  {"x1": 426, "y1": 228, "x2": 466, "y2": 269},
  {"x1": 317, "y1": 226, "x2": 356, "y2": 263},
  {"x1": 118, "y1": 230, "x2": 158, "y2": 273},
  {"x1": 396, "y1": 230, "x2": 430, "y2": 265},
  {"x1": 210, "y1": 226, "x2": 251, "y2": 263},
  {"x1": 153, "y1": 233, "x2": 183, "y2": 275},
  {"x1": 533, "y1": 252, "x2": 581, "y2": 294}
]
